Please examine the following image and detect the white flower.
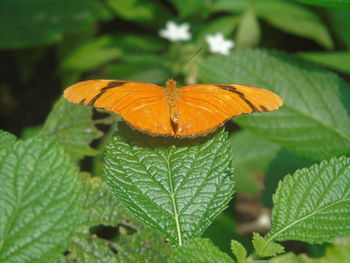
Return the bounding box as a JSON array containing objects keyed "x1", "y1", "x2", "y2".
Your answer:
[
  {"x1": 159, "y1": 21, "x2": 191, "y2": 42},
  {"x1": 206, "y1": 33, "x2": 234, "y2": 55}
]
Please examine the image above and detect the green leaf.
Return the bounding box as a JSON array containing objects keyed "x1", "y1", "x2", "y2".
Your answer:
[
  {"x1": 61, "y1": 176, "x2": 117, "y2": 263},
  {"x1": 169, "y1": 238, "x2": 235, "y2": 263},
  {"x1": 91, "y1": 122, "x2": 119, "y2": 178},
  {"x1": 231, "y1": 131, "x2": 280, "y2": 194},
  {"x1": 117, "y1": 34, "x2": 166, "y2": 52},
  {"x1": 266, "y1": 156, "x2": 350, "y2": 243},
  {"x1": 328, "y1": 9, "x2": 350, "y2": 49},
  {"x1": 39, "y1": 97, "x2": 102, "y2": 161},
  {"x1": 20, "y1": 125, "x2": 42, "y2": 140},
  {"x1": 298, "y1": 52, "x2": 350, "y2": 74},
  {"x1": 116, "y1": 226, "x2": 172, "y2": 263},
  {"x1": 170, "y1": 0, "x2": 208, "y2": 17},
  {"x1": 235, "y1": 7, "x2": 260, "y2": 49},
  {"x1": 0, "y1": 0, "x2": 109, "y2": 49},
  {"x1": 211, "y1": 0, "x2": 333, "y2": 48},
  {"x1": 79, "y1": 175, "x2": 131, "y2": 229},
  {"x1": 319, "y1": 239, "x2": 350, "y2": 263},
  {"x1": 268, "y1": 252, "x2": 306, "y2": 263},
  {"x1": 295, "y1": 0, "x2": 350, "y2": 9},
  {"x1": 199, "y1": 49, "x2": 350, "y2": 160},
  {"x1": 253, "y1": 232, "x2": 284, "y2": 258},
  {"x1": 127, "y1": 68, "x2": 169, "y2": 84},
  {"x1": 102, "y1": 52, "x2": 168, "y2": 83},
  {"x1": 261, "y1": 12, "x2": 333, "y2": 49},
  {"x1": 197, "y1": 16, "x2": 240, "y2": 43},
  {"x1": 63, "y1": 174, "x2": 171, "y2": 263},
  {"x1": 0, "y1": 136, "x2": 81, "y2": 263},
  {"x1": 107, "y1": 0, "x2": 155, "y2": 21},
  {"x1": 0, "y1": 130, "x2": 16, "y2": 150},
  {"x1": 61, "y1": 35, "x2": 121, "y2": 72},
  {"x1": 231, "y1": 240, "x2": 248, "y2": 263},
  {"x1": 104, "y1": 124, "x2": 235, "y2": 245},
  {"x1": 67, "y1": 235, "x2": 119, "y2": 263},
  {"x1": 269, "y1": 240, "x2": 350, "y2": 263}
]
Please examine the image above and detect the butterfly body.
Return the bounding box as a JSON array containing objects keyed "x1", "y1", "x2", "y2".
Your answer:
[
  {"x1": 64, "y1": 79, "x2": 283, "y2": 137},
  {"x1": 164, "y1": 79, "x2": 181, "y2": 127}
]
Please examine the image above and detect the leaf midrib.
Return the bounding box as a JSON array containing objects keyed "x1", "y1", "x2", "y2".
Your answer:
[
  {"x1": 165, "y1": 149, "x2": 183, "y2": 246},
  {"x1": 266, "y1": 196, "x2": 349, "y2": 243}
]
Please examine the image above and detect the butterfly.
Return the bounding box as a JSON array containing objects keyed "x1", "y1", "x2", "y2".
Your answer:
[{"x1": 63, "y1": 78, "x2": 283, "y2": 137}]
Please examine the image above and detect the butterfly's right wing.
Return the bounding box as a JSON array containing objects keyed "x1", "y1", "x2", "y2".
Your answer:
[
  {"x1": 64, "y1": 79, "x2": 174, "y2": 136},
  {"x1": 175, "y1": 84, "x2": 283, "y2": 137}
]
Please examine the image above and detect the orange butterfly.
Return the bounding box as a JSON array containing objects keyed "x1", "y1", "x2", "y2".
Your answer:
[{"x1": 64, "y1": 79, "x2": 283, "y2": 137}]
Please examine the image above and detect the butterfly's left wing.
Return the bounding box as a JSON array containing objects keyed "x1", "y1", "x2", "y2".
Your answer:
[
  {"x1": 175, "y1": 84, "x2": 283, "y2": 137},
  {"x1": 64, "y1": 79, "x2": 174, "y2": 136}
]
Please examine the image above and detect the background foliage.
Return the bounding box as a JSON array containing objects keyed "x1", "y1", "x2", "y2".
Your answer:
[{"x1": 0, "y1": 0, "x2": 350, "y2": 262}]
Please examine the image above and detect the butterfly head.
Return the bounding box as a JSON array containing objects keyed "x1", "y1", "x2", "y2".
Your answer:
[{"x1": 166, "y1": 78, "x2": 177, "y2": 89}]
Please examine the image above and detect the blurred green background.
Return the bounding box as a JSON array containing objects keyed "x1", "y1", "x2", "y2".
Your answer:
[{"x1": 1, "y1": 0, "x2": 349, "y2": 137}]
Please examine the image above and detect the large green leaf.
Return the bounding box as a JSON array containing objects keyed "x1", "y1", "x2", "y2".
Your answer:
[
  {"x1": 107, "y1": 0, "x2": 155, "y2": 22},
  {"x1": 117, "y1": 34, "x2": 167, "y2": 52},
  {"x1": 0, "y1": 130, "x2": 16, "y2": 150},
  {"x1": 62, "y1": 175, "x2": 171, "y2": 263},
  {"x1": 199, "y1": 49, "x2": 350, "y2": 160},
  {"x1": 328, "y1": 9, "x2": 350, "y2": 49},
  {"x1": 0, "y1": 0, "x2": 109, "y2": 49},
  {"x1": 115, "y1": 226, "x2": 172, "y2": 263},
  {"x1": 104, "y1": 124, "x2": 235, "y2": 245},
  {"x1": 211, "y1": 0, "x2": 333, "y2": 48},
  {"x1": 170, "y1": 0, "x2": 208, "y2": 17},
  {"x1": 298, "y1": 52, "x2": 350, "y2": 74},
  {"x1": 0, "y1": 136, "x2": 81, "y2": 263},
  {"x1": 39, "y1": 97, "x2": 102, "y2": 161},
  {"x1": 235, "y1": 7, "x2": 260, "y2": 49},
  {"x1": 61, "y1": 35, "x2": 122, "y2": 72},
  {"x1": 169, "y1": 238, "x2": 235, "y2": 263},
  {"x1": 261, "y1": 13, "x2": 333, "y2": 49},
  {"x1": 63, "y1": 175, "x2": 126, "y2": 263},
  {"x1": 78, "y1": 175, "x2": 131, "y2": 230},
  {"x1": 266, "y1": 156, "x2": 350, "y2": 243},
  {"x1": 295, "y1": 0, "x2": 350, "y2": 9}
]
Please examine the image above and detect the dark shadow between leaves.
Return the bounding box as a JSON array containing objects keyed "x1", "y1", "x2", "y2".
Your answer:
[
  {"x1": 262, "y1": 148, "x2": 315, "y2": 208},
  {"x1": 115, "y1": 121, "x2": 217, "y2": 148},
  {"x1": 89, "y1": 224, "x2": 118, "y2": 241}
]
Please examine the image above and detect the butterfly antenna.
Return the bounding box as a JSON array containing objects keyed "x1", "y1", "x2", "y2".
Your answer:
[{"x1": 173, "y1": 47, "x2": 202, "y2": 79}]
